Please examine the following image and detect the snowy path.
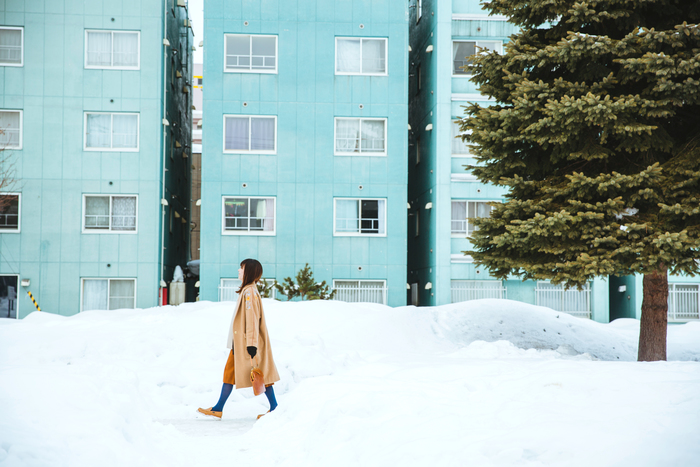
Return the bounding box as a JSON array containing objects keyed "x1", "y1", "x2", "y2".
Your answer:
[{"x1": 1, "y1": 300, "x2": 699, "y2": 466}]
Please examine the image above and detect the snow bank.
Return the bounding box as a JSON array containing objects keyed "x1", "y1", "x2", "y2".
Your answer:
[{"x1": 1, "y1": 299, "x2": 699, "y2": 466}]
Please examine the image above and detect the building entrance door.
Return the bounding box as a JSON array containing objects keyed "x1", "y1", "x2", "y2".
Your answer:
[{"x1": 0, "y1": 275, "x2": 18, "y2": 319}]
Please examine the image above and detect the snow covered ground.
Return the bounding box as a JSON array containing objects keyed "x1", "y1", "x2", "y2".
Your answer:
[{"x1": 1, "y1": 299, "x2": 699, "y2": 467}]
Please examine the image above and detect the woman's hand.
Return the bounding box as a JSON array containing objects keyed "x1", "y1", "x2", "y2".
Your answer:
[{"x1": 247, "y1": 346, "x2": 257, "y2": 358}]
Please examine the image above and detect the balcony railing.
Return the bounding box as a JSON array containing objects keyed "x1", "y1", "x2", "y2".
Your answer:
[
  {"x1": 451, "y1": 281, "x2": 506, "y2": 303},
  {"x1": 668, "y1": 284, "x2": 700, "y2": 321},
  {"x1": 536, "y1": 283, "x2": 591, "y2": 318},
  {"x1": 225, "y1": 54, "x2": 276, "y2": 70},
  {"x1": 332, "y1": 283, "x2": 387, "y2": 305}
]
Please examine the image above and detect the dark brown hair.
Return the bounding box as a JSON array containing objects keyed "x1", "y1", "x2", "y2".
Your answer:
[{"x1": 236, "y1": 258, "x2": 263, "y2": 294}]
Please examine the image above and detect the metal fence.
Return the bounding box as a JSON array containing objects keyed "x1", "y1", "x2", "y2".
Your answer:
[
  {"x1": 668, "y1": 284, "x2": 700, "y2": 321},
  {"x1": 332, "y1": 282, "x2": 387, "y2": 305},
  {"x1": 451, "y1": 281, "x2": 506, "y2": 303},
  {"x1": 535, "y1": 282, "x2": 591, "y2": 318}
]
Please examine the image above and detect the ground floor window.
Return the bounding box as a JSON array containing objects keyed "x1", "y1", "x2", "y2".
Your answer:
[
  {"x1": 219, "y1": 278, "x2": 276, "y2": 302},
  {"x1": 0, "y1": 275, "x2": 18, "y2": 319},
  {"x1": 82, "y1": 278, "x2": 136, "y2": 311},
  {"x1": 451, "y1": 280, "x2": 506, "y2": 303},
  {"x1": 668, "y1": 283, "x2": 699, "y2": 321},
  {"x1": 535, "y1": 281, "x2": 591, "y2": 318},
  {"x1": 332, "y1": 280, "x2": 387, "y2": 305}
]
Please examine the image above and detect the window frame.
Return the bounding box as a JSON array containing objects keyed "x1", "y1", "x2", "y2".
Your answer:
[
  {"x1": 0, "y1": 26, "x2": 24, "y2": 67},
  {"x1": 333, "y1": 197, "x2": 388, "y2": 237},
  {"x1": 83, "y1": 112, "x2": 140, "y2": 152},
  {"x1": 0, "y1": 192, "x2": 21, "y2": 233},
  {"x1": 417, "y1": 0, "x2": 423, "y2": 23},
  {"x1": 84, "y1": 30, "x2": 141, "y2": 70},
  {"x1": 82, "y1": 194, "x2": 139, "y2": 234},
  {"x1": 452, "y1": 40, "x2": 503, "y2": 77},
  {"x1": 221, "y1": 196, "x2": 277, "y2": 236},
  {"x1": 334, "y1": 37, "x2": 389, "y2": 76},
  {"x1": 451, "y1": 199, "x2": 498, "y2": 237},
  {"x1": 0, "y1": 109, "x2": 23, "y2": 150},
  {"x1": 223, "y1": 34, "x2": 278, "y2": 74},
  {"x1": 222, "y1": 114, "x2": 277, "y2": 155},
  {"x1": 333, "y1": 117, "x2": 388, "y2": 157},
  {"x1": 80, "y1": 277, "x2": 137, "y2": 312}
]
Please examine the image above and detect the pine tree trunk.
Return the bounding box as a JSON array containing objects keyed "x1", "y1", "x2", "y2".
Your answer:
[{"x1": 638, "y1": 268, "x2": 668, "y2": 361}]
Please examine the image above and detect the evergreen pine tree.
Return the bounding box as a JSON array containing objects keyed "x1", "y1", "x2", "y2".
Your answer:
[
  {"x1": 273, "y1": 264, "x2": 336, "y2": 301},
  {"x1": 460, "y1": 0, "x2": 700, "y2": 361}
]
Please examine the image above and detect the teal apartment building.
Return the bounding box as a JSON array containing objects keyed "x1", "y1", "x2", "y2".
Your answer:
[
  {"x1": 0, "y1": 0, "x2": 193, "y2": 318},
  {"x1": 199, "y1": 0, "x2": 409, "y2": 306},
  {"x1": 407, "y1": 0, "x2": 700, "y2": 323}
]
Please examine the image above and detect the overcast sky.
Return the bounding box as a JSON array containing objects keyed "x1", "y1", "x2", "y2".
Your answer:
[{"x1": 189, "y1": 0, "x2": 204, "y2": 63}]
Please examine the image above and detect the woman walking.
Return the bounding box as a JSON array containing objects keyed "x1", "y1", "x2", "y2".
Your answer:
[{"x1": 198, "y1": 259, "x2": 280, "y2": 419}]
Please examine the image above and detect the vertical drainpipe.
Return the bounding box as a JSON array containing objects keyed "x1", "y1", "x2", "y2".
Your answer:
[{"x1": 160, "y1": 0, "x2": 168, "y2": 303}]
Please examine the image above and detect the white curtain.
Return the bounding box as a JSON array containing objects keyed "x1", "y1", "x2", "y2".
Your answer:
[
  {"x1": 111, "y1": 196, "x2": 136, "y2": 231},
  {"x1": 109, "y1": 279, "x2": 135, "y2": 310},
  {"x1": 336, "y1": 199, "x2": 359, "y2": 232},
  {"x1": 336, "y1": 119, "x2": 360, "y2": 152},
  {"x1": 377, "y1": 200, "x2": 386, "y2": 235},
  {"x1": 254, "y1": 198, "x2": 275, "y2": 231},
  {"x1": 83, "y1": 279, "x2": 108, "y2": 311},
  {"x1": 87, "y1": 32, "x2": 112, "y2": 67},
  {"x1": 85, "y1": 196, "x2": 110, "y2": 229},
  {"x1": 86, "y1": 113, "x2": 111, "y2": 148},
  {"x1": 113, "y1": 32, "x2": 138, "y2": 67},
  {"x1": 453, "y1": 41, "x2": 475, "y2": 74},
  {"x1": 250, "y1": 117, "x2": 275, "y2": 151},
  {"x1": 0, "y1": 111, "x2": 20, "y2": 147},
  {"x1": 452, "y1": 201, "x2": 467, "y2": 234},
  {"x1": 226, "y1": 34, "x2": 250, "y2": 69},
  {"x1": 362, "y1": 39, "x2": 385, "y2": 73},
  {"x1": 467, "y1": 202, "x2": 492, "y2": 236},
  {"x1": 112, "y1": 114, "x2": 138, "y2": 149},
  {"x1": 361, "y1": 120, "x2": 385, "y2": 153},
  {"x1": 225, "y1": 117, "x2": 249, "y2": 150},
  {"x1": 336, "y1": 38, "x2": 361, "y2": 73},
  {"x1": 251, "y1": 36, "x2": 276, "y2": 69},
  {"x1": 452, "y1": 120, "x2": 470, "y2": 154},
  {"x1": 0, "y1": 29, "x2": 21, "y2": 64}
]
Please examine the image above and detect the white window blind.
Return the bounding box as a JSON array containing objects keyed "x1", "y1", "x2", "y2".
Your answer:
[
  {"x1": 0, "y1": 110, "x2": 21, "y2": 149},
  {"x1": 85, "y1": 112, "x2": 139, "y2": 150},
  {"x1": 223, "y1": 197, "x2": 276, "y2": 234},
  {"x1": 225, "y1": 34, "x2": 277, "y2": 72},
  {"x1": 334, "y1": 198, "x2": 386, "y2": 235},
  {"x1": 84, "y1": 195, "x2": 137, "y2": 232},
  {"x1": 86, "y1": 31, "x2": 139, "y2": 69},
  {"x1": 451, "y1": 200, "x2": 494, "y2": 236},
  {"x1": 336, "y1": 38, "x2": 387, "y2": 75},
  {"x1": 335, "y1": 118, "x2": 386, "y2": 155},
  {"x1": 0, "y1": 194, "x2": 20, "y2": 231},
  {"x1": 453, "y1": 41, "x2": 501, "y2": 75},
  {"x1": 0, "y1": 27, "x2": 22, "y2": 66},
  {"x1": 82, "y1": 278, "x2": 136, "y2": 311},
  {"x1": 224, "y1": 115, "x2": 276, "y2": 153}
]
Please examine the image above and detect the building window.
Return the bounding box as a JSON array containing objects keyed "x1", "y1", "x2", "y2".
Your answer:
[
  {"x1": 451, "y1": 280, "x2": 506, "y2": 303},
  {"x1": 220, "y1": 278, "x2": 276, "y2": 301},
  {"x1": 334, "y1": 198, "x2": 386, "y2": 236},
  {"x1": 85, "y1": 30, "x2": 140, "y2": 69},
  {"x1": 223, "y1": 115, "x2": 276, "y2": 154},
  {"x1": 83, "y1": 195, "x2": 138, "y2": 233},
  {"x1": 0, "y1": 193, "x2": 20, "y2": 232},
  {"x1": 0, "y1": 110, "x2": 22, "y2": 149},
  {"x1": 224, "y1": 34, "x2": 277, "y2": 73},
  {"x1": 332, "y1": 280, "x2": 387, "y2": 305},
  {"x1": 222, "y1": 196, "x2": 276, "y2": 235},
  {"x1": 82, "y1": 278, "x2": 136, "y2": 311},
  {"x1": 535, "y1": 282, "x2": 591, "y2": 319},
  {"x1": 451, "y1": 120, "x2": 472, "y2": 155},
  {"x1": 453, "y1": 41, "x2": 502, "y2": 75},
  {"x1": 84, "y1": 112, "x2": 139, "y2": 151},
  {"x1": 451, "y1": 200, "x2": 495, "y2": 236},
  {"x1": 334, "y1": 118, "x2": 387, "y2": 156},
  {"x1": 668, "y1": 284, "x2": 700, "y2": 321},
  {"x1": 0, "y1": 27, "x2": 23, "y2": 66},
  {"x1": 335, "y1": 38, "x2": 387, "y2": 75}
]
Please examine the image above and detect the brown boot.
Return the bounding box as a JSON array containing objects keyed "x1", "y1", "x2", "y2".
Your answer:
[{"x1": 198, "y1": 407, "x2": 222, "y2": 419}]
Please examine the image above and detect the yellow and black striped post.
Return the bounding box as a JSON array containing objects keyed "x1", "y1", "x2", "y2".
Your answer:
[{"x1": 27, "y1": 291, "x2": 41, "y2": 312}]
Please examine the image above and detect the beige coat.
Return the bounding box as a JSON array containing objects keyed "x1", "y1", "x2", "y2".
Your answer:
[{"x1": 226, "y1": 283, "x2": 280, "y2": 388}]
